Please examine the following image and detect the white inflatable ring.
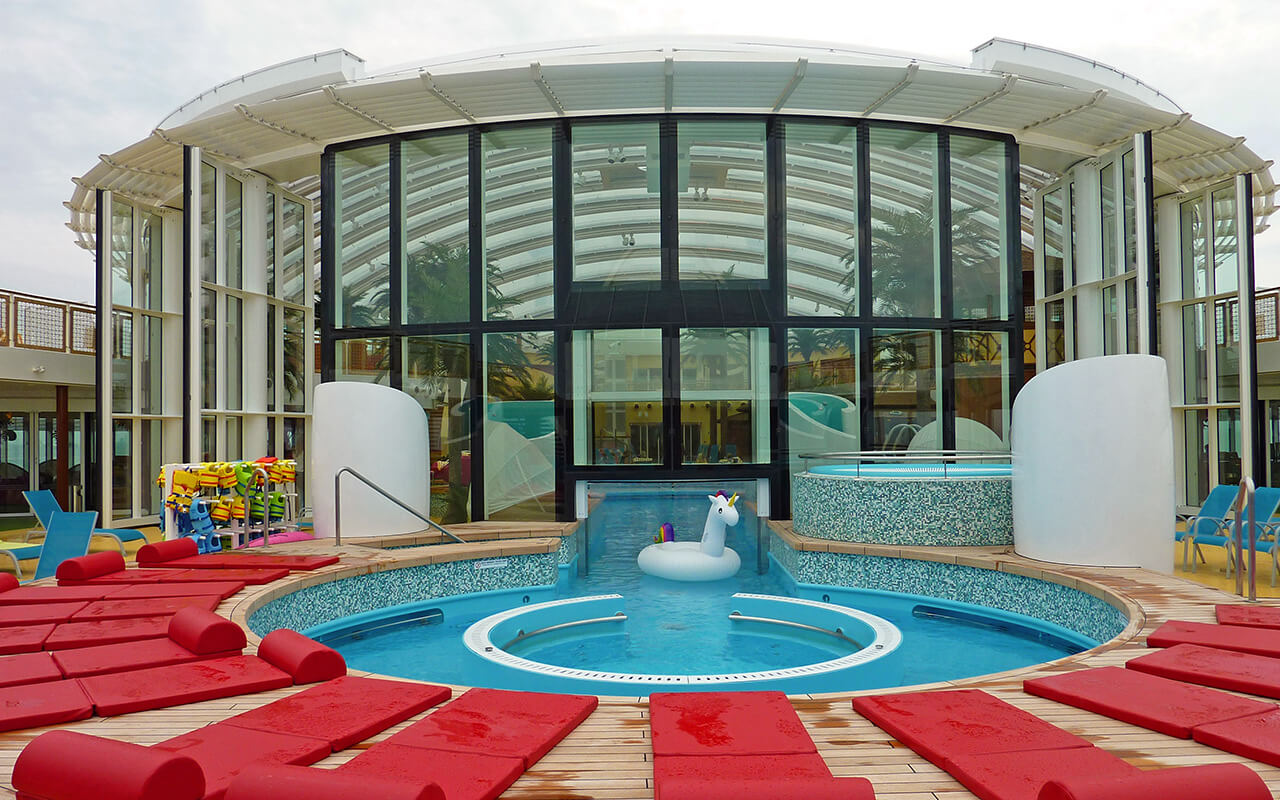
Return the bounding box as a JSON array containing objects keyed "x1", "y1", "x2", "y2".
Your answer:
[{"x1": 636, "y1": 541, "x2": 741, "y2": 582}]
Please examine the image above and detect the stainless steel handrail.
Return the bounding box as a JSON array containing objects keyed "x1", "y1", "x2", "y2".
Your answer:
[
  {"x1": 1232, "y1": 476, "x2": 1258, "y2": 601},
  {"x1": 500, "y1": 613, "x2": 627, "y2": 650},
  {"x1": 334, "y1": 467, "x2": 465, "y2": 547},
  {"x1": 797, "y1": 450, "x2": 1011, "y2": 478},
  {"x1": 728, "y1": 611, "x2": 865, "y2": 649}
]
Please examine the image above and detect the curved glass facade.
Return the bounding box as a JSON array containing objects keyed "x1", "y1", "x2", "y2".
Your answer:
[{"x1": 323, "y1": 116, "x2": 1022, "y2": 522}]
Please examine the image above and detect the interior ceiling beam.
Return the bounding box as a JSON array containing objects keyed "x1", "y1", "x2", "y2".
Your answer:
[
  {"x1": 530, "y1": 62, "x2": 566, "y2": 116},
  {"x1": 419, "y1": 70, "x2": 477, "y2": 122},
  {"x1": 943, "y1": 75, "x2": 1017, "y2": 122},
  {"x1": 771, "y1": 58, "x2": 808, "y2": 112},
  {"x1": 861, "y1": 63, "x2": 918, "y2": 116},
  {"x1": 324, "y1": 86, "x2": 397, "y2": 133},
  {"x1": 234, "y1": 104, "x2": 321, "y2": 144}
]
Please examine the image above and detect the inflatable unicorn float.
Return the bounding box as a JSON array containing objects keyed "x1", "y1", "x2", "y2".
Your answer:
[{"x1": 636, "y1": 491, "x2": 741, "y2": 581}]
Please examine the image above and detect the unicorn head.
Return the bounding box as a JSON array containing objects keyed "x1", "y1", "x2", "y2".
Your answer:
[{"x1": 707, "y1": 491, "x2": 740, "y2": 528}]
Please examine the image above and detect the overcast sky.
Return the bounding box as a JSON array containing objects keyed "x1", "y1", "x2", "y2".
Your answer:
[{"x1": 1, "y1": 0, "x2": 1276, "y2": 303}]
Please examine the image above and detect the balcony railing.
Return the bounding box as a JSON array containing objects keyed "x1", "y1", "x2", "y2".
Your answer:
[{"x1": 0, "y1": 291, "x2": 96, "y2": 355}]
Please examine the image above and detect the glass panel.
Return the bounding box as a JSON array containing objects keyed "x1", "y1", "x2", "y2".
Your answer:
[
  {"x1": 785, "y1": 123, "x2": 857, "y2": 316},
  {"x1": 265, "y1": 193, "x2": 276, "y2": 297},
  {"x1": 403, "y1": 134, "x2": 470, "y2": 324},
  {"x1": 225, "y1": 417, "x2": 241, "y2": 462},
  {"x1": 1185, "y1": 410, "x2": 1209, "y2": 506},
  {"x1": 335, "y1": 144, "x2": 391, "y2": 327},
  {"x1": 1122, "y1": 150, "x2": 1137, "y2": 275},
  {"x1": 405, "y1": 335, "x2": 471, "y2": 523},
  {"x1": 954, "y1": 331, "x2": 1009, "y2": 448},
  {"x1": 283, "y1": 308, "x2": 306, "y2": 412},
  {"x1": 139, "y1": 419, "x2": 162, "y2": 517},
  {"x1": 951, "y1": 135, "x2": 1007, "y2": 320},
  {"x1": 140, "y1": 315, "x2": 162, "y2": 415},
  {"x1": 201, "y1": 289, "x2": 216, "y2": 409},
  {"x1": 0, "y1": 413, "x2": 29, "y2": 513},
  {"x1": 1216, "y1": 298, "x2": 1240, "y2": 402},
  {"x1": 1102, "y1": 285, "x2": 1118, "y2": 355},
  {"x1": 1045, "y1": 299, "x2": 1065, "y2": 368},
  {"x1": 1068, "y1": 182, "x2": 1077, "y2": 287},
  {"x1": 281, "y1": 199, "x2": 307, "y2": 305},
  {"x1": 36, "y1": 413, "x2": 54, "y2": 493},
  {"x1": 1218, "y1": 408, "x2": 1243, "y2": 488},
  {"x1": 1100, "y1": 161, "x2": 1117, "y2": 278},
  {"x1": 785, "y1": 328, "x2": 859, "y2": 478},
  {"x1": 870, "y1": 329, "x2": 940, "y2": 449},
  {"x1": 266, "y1": 306, "x2": 277, "y2": 412},
  {"x1": 112, "y1": 421, "x2": 131, "y2": 520},
  {"x1": 679, "y1": 328, "x2": 769, "y2": 464},
  {"x1": 111, "y1": 311, "x2": 132, "y2": 414},
  {"x1": 485, "y1": 331, "x2": 555, "y2": 520},
  {"x1": 226, "y1": 296, "x2": 242, "y2": 411},
  {"x1": 1212, "y1": 186, "x2": 1238, "y2": 295},
  {"x1": 200, "y1": 163, "x2": 217, "y2": 284},
  {"x1": 111, "y1": 201, "x2": 132, "y2": 306},
  {"x1": 870, "y1": 127, "x2": 939, "y2": 317},
  {"x1": 572, "y1": 329, "x2": 662, "y2": 465},
  {"x1": 1182, "y1": 303, "x2": 1207, "y2": 404},
  {"x1": 225, "y1": 175, "x2": 243, "y2": 289},
  {"x1": 1180, "y1": 197, "x2": 1207, "y2": 298},
  {"x1": 200, "y1": 416, "x2": 216, "y2": 462},
  {"x1": 572, "y1": 121, "x2": 661, "y2": 283},
  {"x1": 678, "y1": 121, "x2": 767, "y2": 281},
  {"x1": 283, "y1": 417, "x2": 305, "y2": 510},
  {"x1": 482, "y1": 127, "x2": 553, "y2": 320},
  {"x1": 140, "y1": 213, "x2": 162, "y2": 311},
  {"x1": 335, "y1": 338, "x2": 390, "y2": 384},
  {"x1": 1125, "y1": 277, "x2": 1139, "y2": 354},
  {"x1": 1071, "y1": 295, "x2": 1078, "y2": 360},
  {"x1": 1042, "y1": 188, "x2": 1064, "y2": 296}
]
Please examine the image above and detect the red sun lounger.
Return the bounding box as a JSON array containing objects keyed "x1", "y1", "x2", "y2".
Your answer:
[
  {"x1": 138, "y1": 539, "x2": 339, "y2": 572},
  {"x1": 42, "y1": 614, "x2": 173, "y2": 651},
  {"x1": 0, "y1": 679, "x2": 93, "y2": 732},
  {"x1": 0, "y1": 651, "x2": 62, "y2": 688},
  {"x1": 1215, "y1": 604, "x2": 1280, "y2": 630},
  {"x1": 71, "y1": 595, "x2": 222, "y2": 621},
  {"x1": 156, "y1": 725, "x2": 332, "y2": 800},
  {"x1": 53, "y1": 606, "x2": 246, "y2": 678},
  {"x1": 105, "y1": 581, "x2": 246, "y2": 601},
  {"x1": 0, "y1": 585, "x2": 112, "y2": 606},
  {"x1": 1147, "y1": 619, "x2": 1280, "y2": 657},
  {"x1": 225, "y1": 763, "x2": 441, "y2": 800},
  {"x1": 56, "y1": 552, "x2": 289, "y2": 587},
  {"x1": 1127, "y1": 642, "x2": 1280, "y2": 699},
  {"x1": 0, "y1": 602, "x2": 87, "y2": 628},
  {"x1": 337, "y1": 744, "x2": 524, "y2": 800},
  {"x1": 0, "y1": 623, "x2": 55, "y2": 655},
  {"x1": 1038, "y1": 763, "x2": 1271, "y2": 800},
  {"x1": 14, "y1": 729, "x2": 206, "y2": 800}
]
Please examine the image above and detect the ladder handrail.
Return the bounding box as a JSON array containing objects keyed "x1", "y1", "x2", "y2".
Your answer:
[
  {"x1": 1232, "y1": 476, "x2": 1257, "y2": 602},
  {"x1": 334, "y1": 467, "x2": 465, "y2": 547}
]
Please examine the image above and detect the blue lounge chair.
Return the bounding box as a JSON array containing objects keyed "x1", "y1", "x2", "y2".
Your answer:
[
  {"x1": 1177, "y1": 485, "x2": 1238, "y2": 572},
  {"x1": 0, "y1": 510, "x2": 96, "y2": 581},
  {"x1": 1233, "y1": 487, "x2": 1280, "y2": 586},
  {"x1": 22, "y1": 490, "x2": 148, "y2": 555}
]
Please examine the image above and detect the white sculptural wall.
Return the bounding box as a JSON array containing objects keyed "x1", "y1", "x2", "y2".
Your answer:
[
  {"x1": 1011, "y1": 354, "x2": 1174, "y2": 572},
  {"x1": 311, "y1": 381, "x2": 431, "y2": 539}
]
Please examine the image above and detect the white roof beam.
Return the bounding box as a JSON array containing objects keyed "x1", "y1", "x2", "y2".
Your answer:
[
  {"x1": 1096, "y1": 113, "x2": 1190, "y2": 151},
  {"x1": 323, "y1": 86, "x2": 397, "y2": 132},
  {"x1": 1154, "y1": 137, "x2": 1246, "y2": 166},
  {"x1": 71, "y1": 177, "x2": 166, "y2": 205},
  {"x1": 96, "y1": 154, "x2": 180, "y2": 180},
  {"x1": 1180, "y1": 162, "x2": 1274, "y2": 193},
  {"x1": 419, "y1": 70, "x2": 477, "y2": 122},
  {"x1": 861, "y1": 63, "x2": 918, "y2": 116},
  {"x1": 771, "y1": 58, "x2": 808, "y2": 112},
  {"x1": 151, "y1": 127, "x2": 243, "y2": 162},
  {"x1": 1020, "y1": 89, "x2": 1107, "y2": 131},
  {"x1": 944, "y1": 75, "x2": 1016, "y2": 122},
  {"x1": 234, "y1": 104, "x2": 321, "y2": 144},
  {"x1": 530, "y1": 62, "x2": 566, "y2": 116}
]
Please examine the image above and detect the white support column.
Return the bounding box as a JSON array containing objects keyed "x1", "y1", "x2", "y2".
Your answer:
[
  {"x1": 1238, "y1": 173, "x2": 1257, "y2": 483},
  {"x1": 97, "y1": 190, "x2": 115, "y2": 522},
  {"x1": 1134, "y1": 133, "x2": 1155, "y2": 354},
  {"x1": 1032, "y1": 190, "x2": 1047, "y2": 367},
  {"x1": 185, "y1": 147, "x2": 204, "y2": 461}
]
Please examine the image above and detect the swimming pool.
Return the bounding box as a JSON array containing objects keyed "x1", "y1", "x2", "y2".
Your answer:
[{"x1": 301, "y1": 485, "x2": 1098, "y2": 695}]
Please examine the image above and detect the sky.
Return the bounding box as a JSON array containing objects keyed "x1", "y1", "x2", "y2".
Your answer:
[{"x1": 1, "y1": 0, "x2": 1277, "y2": 304}]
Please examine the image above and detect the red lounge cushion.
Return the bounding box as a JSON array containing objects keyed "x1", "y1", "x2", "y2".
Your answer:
[
  {"x1": 0, "y1": 572, "x2": 19, "y2": 592},
  {"x1": 1147, "y1": 619, "x2": 1280, "y2": 657},
  {"x1": 80, "y1": 655, "x2": 292, "y2": 716},
  {"x1": 167, "y1": 607, "x2": 246, "y2": 655},
  {"x1": 135, "y1": 538, "x2": 200, "y2": 565},
  {"x1": 0, "y1": 586, "x2": 111, "y2": 605},
  {"x1": 155, "y1": 723, "x2": 331, "y2": 800},
  {"x1": 225, "y1": 763, "x2": 443, "y2": 800},
  {"x1": 656, "y1": 777, "x2": 875, "y2": 800},
  {"x1": 852, "y1": 690, "x2": 1090, "y2": 766},
  {"x1": 14, "y1": 730, "x2": 204, "y2": 800},
  {"x1": 1191, "y1": 709, "x2": 1280, "y2": 767},
  {"x1": 1023, "y1": 665, "x2": 1274, "y2": 738},
  {"x1": 0, "y1": 624, "x2": 56, "y2": 655},
  {"x1": 73, "y1": 596, "x2": 222, "y2": 621},
  {"x1": 106, "y1": 581, "x2": 245, "y2": 600},
  {"x1": 150, "y1": 568, "x2": 289, "y2": 586},
  {"x1": 1037, "y1": 763, "x2": 1271, "y2": 800},
  {"x1": 654, "y1": 753, "x2": 832, "y2": 782},
  {"x1": 385, "y1": 687, "x2": 597, "y2": 766},
  {"x1": 945, "y1": 747, "x2": 1141, "y2": 800},
  {"x1": 224, "y1": 675, "x2": 451, "y2": 751},
  {"x1": 338, "y1": 744, "x2": 524, "y2": 800},
  {"x1": 1127, "y1": 643, "x2": 1280, "y2": 699},
  {"x1": 0, "y1": 603, "x2": 86, "y2": 628},
  {"x1": 159, "y1": 554, "x2": 340, "y2": 571},
  {"x1": 0, "y1": 680, "x2": 92, "y2": 732},
  {"x1": 61, "y1": 568, "x2": 206, "y2": 585},
  {"x1": 1216, "y1": 604, "x2": 1280, "y2": 629},
  {"x1": 52, "y1": 638, "x2": 235, "y2": 678},
  {"x1": 0, "y1": 652, "x2": 62, "y2": 688},
  {"x1": 44, "y1": 615, "x2": 172, "y2": 651},
  {"x1": 55, "y1": 551, "x2": 126, "y2": 582},
  {"x1": 256, "y1": 628, "x2": 346, "y2": 683},
  {"x1": 650, "y1": 691, "x2": 817, "y2": 757}
]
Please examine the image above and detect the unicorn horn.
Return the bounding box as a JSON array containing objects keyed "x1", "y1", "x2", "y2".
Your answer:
[{"x1": 727, "y1": 492, "x2": 739, "y2": 507}]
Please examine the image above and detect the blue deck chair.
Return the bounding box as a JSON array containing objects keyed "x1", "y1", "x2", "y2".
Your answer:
[
  {"x1": 1233, "y1": 487, "x2": 1280, "y2": 586},
  {"x1": 0, "y1": 510, "x2": 96, "y2": 581},
  {"x1": 22, "y1": 490, "x2": 147, "y2": 555},
  {"x1": 1177, "y1": 485, "x2": 1238, "y2": 571}
]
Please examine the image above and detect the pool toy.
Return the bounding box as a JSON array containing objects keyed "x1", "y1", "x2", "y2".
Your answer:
[
  {"x1": 637, "y1": 492, "x2": 741, "y2": 581},
  {"x1": 654, "y1": 522, "x2": 675, "y2": 544}
]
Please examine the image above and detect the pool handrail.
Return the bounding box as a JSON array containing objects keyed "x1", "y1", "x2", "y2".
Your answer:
[
  {"x1": 798, "y1": 450, "x2": 1011, "y2": 479},
  {"x1": 333, "y1": 466, "x2": 465, "y2": 546}
]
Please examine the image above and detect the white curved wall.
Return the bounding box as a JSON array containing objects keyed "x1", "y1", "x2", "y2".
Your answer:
[
  {"x1": 311, "y1": 382, "x2": 431, "y2": 539},
  {"x1": 1012, "y1": 355, "x2": 1173, "y2": 572}
]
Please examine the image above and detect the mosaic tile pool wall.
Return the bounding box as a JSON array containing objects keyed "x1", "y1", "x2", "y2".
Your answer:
[
  {"x1": 769, "y1": 532, "x2": 1128, "y2": 643},
  {"x1": 792, "y1": 473, "x2": 1013, "y2": 546},
  {"x1": 248, "y1": 552, "x2": 558, "y2": 635}
]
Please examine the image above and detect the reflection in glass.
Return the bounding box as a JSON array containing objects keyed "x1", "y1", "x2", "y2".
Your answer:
[
  {"x1": 572, "y1": 122, "x2": 661, "y2": 282},
  {"x1": 1100, "y1": 162, "x2": 1117, "y2": 278},
  {"x1": 785, "y1": 329, "x2": 858, "y2": 478},
  {"x1": 678, "y1": 121, "x2": 767, "y2": 280},
  {"x1": 281, "y1": 199, "x2": 307, "y2": 305},
  {"x1": 405, "y1": 335, "x2": 471, "y2": 523},
  {"x1": 112, "y1": 421, "x2": 131, "y2": 520},
  {"x1": 266, "y1": 306, "x2": 276, "y2": 413},
  {"x1": 403, "y1": 134, "x2": 470, "y2": 324},
  {"x1": 335, "y1": 338, "x2": 390, "y2": 385},
  {"x1": 1045, "y1": 300, "x2": 1065, "y2": 368},
  {"x1": 225, "y1": 175, "x2": 243, "y2": 289},
  {"x1": 0, "y1": 413, "x2": 28, "y2": 513},
  {"x1": 283, "y1": 308, "x2": 305, "y2": 412},
  {"x1": 225, "y1": 417, "x2": 241, "y2": 462},
  {"x1": 870, "y1": 128, "x2": 939, "y2": 317},
  {"x1": 785, "y1": 123, "x2": 857, "y2": 316},
  {"x1": 572, "y1": 329, "x2": 662, "y2": 465},
  {"x1": 1218, "y1": 408, "x2": 1242, "y2": 488},
  {"x1": 951, "y1": 136, "x2": 1007, "y2": 320},
  {"x1": 112, "y1": 312, "x2": 132, "y2": 414},
  {"x1": 265, "y1": 193, "x2": 276, "y2": 297},
  {"x1": 140, "y1": 315, "x2": 162, "y2": 415},
  {"x1": 1122, "y1": 150, "x2": 1137, "y2": 274},
  {"x1": 139, "y1": 420, "x2": 162, "y2": 517},
  {"x1": 335, "y1": 145, "x2": 391, "y2": 327},
  {"x1": 1043, "y1": 188, "x2": 1065, "y2": 296},
  {"x1": 1126, "y1": 278, "x2": 1139, "y2": 354},
  {"x1": 1180, "y1": 197, "x2": 1207, "y2": 298},
  {"x1": 485, "y1": 331, "x2": 555, "y2": 520},
  {"x1": 954, "y1": 331, "x2": 1009, "y2": 447},
  {"x1": 1182, "y1": 303, "x2": 1207, "y2": 404},
  {"x1": 679, "y1": 328, "x2": 769, "y2": 464},
  {"x1": 201, "y1": 416, "x2": 215, "y2": 462},
  {"x1": 1068, "y1": 182, "x2": 1077, "y2": 286},
  {"x1": 1216, "y1": 299, "x2": 1240, "y2": 402},
  {"x1": 1212, "y1": 186, "x2": 1238, "y2": 295},
  {"x1": 200, "y1": 163, "x2": 216, "y2": 284},
  {"x1": 111, "y1": 202, "x2": 132, "y2": 306},
  {"x1": 483, "y1": 127, "x2": 553, "y2": 320},
  {"x1": 1102, "y1": 285, "x2": 1118, "y2": 355},
  {"x1": 1185, "y1": 410, "x2": 1209, "y2": 505},
  {"x1": 140, "y1": 213, "x2": 162, "y2": 311},
  {"x1": 226, "y1": 296, "x2": 242, "y2": 411},
  {"x1": 871, "y1": 329, "x2": 940, "y2": 449},
  {"x1": 283, "y1": 417, "x2": 305, "y2": 509}
]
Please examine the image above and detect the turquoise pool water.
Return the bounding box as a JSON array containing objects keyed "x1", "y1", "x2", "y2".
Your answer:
[{"x1": 311, "y1": 486, "x2": 1094, "y2": 695}]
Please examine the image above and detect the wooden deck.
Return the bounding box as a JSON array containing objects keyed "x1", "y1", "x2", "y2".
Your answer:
[{"x1": 1, "y1": 531, "x2": 1276, "y2": 800}]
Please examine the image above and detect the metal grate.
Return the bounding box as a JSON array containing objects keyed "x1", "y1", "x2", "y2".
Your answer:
[
  {"x1": 14, "y1": 297, "x2": 65, "y2": 351},
  {"x1": 69, "y1": 308, "x2": 96, "y2": 354},
  {"x1": 1257, "y1": 292, "x2": 1278, "y2": 342},
  {"x1": 0, "y1": 294, "x2": 8, "y2": 347}
]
